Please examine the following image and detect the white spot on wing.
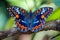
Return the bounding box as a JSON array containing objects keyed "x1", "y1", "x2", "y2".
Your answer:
[
  {"x1": 16, "y1": 8, "x2": 20, "y2": 14},
  {"x1": 41, "y1": 8, "x2": 46, "y2": 14},
  {"x1": 34, "y1": 21, "x2": 39, "y2": 23},
  {"x1": 22, "y1": 20, "x2": 26, "y2": 23}
]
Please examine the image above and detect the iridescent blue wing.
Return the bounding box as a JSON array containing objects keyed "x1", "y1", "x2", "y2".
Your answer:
[
  {"x1": 7, "y1": 6, "x2": 29, "y2": 32},
  {"x1": 30, "y1": 7, "x2": 53, "y2": 32}
]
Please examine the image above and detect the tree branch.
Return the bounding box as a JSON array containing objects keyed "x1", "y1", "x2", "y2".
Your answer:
[{"x1": 0, "y1": 20, "x2": 60, "y2": 40}]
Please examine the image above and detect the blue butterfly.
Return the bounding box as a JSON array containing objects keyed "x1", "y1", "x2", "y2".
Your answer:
[{"x1": 7, "y1": 6, "x2": 53, "y2": 32}]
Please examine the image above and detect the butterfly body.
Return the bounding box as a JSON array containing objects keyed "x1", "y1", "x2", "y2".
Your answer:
[{"x1": 7, "y1": 6, "x2": 53, "y2": 32}]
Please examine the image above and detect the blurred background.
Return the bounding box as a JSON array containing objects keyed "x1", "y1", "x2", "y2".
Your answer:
[{"x1": 0, "y1": 0, "x2": 60, "y2": 40}]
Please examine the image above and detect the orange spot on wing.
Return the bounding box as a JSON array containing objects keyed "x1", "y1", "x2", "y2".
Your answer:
[
  {"x1": 36, "y1": 10, "x2": 41, "y2": 14},
  {"x1": 36, "y1": 10, "x2": 39, "y2": 13},
  {"x1": 19, "y1": 24, "x2": 21, "y2": 27},
  {"x1": 41, "y1": 15, "x2": 45, "y2": 18},
  {"x1": 21, "y1": 25, "x2": 27, "y2": 30},
  {"x1": 16, "y1": 22, "x2": 21, "y2": 28},
  {"x1": 32, "y1": 26, "x2": 39, "y2": 31},
  {"x1": 38, "y1": 23, "x2": 42, "y2": 28},
  {"x1": 35, "y1": 26, "x2": 39, "y2": 30},
  {"x1": 20, "y1": 8, "x2": 25, "y2": 13},
  {"x1": 21, "y1": 25, "x2": 24, "y2": 29},
  {"x1": 15, "y1": 14, "x2": 19, "y2": 18},
  {"x1": 24, "y1": 26, "x2": 27, "y2": 30},
  {"x1": 22, "y1": 10, "x2": 25, "y2": 13}
]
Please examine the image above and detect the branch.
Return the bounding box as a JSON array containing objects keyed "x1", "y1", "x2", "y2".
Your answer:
[
  {"x1": 0, "y1": 27, "x2": 18, "y2": 40},
  {"x1": 0, "y1": 20, "x2": 60, "y2": 40},
  {"x1": 43, "y1": 20, "x2": 60, "y2": 31}
]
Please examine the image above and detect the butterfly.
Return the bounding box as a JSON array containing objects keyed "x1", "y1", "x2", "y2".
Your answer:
[{"x1": 7, "y1": 6, "x2": 53, "y2": 32}]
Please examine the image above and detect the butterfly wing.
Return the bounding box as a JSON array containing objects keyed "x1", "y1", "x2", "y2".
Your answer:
[
  {"x1": 30, "y1": 7, "x2": 53, "y2": 32},
  {"x1": 7, "y1": 6, "x2": 29, "y2": 32}
]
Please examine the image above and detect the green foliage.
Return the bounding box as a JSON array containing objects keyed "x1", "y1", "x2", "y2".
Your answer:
[
  {"x1": 56, "y1": 35, "x2": 60, "y2": 40},
  {"x1": 5, "y1": 17, "x2": 15, "y2": 30},
  {"x1": 53, "y1": 0, "x2": 60, "y2": 6},
  {"x1": 6, "y1": 0, "x2": 42, "y2": 12},
  {"x1": 0, "y1": 1, "x2": 7, "y2": 30}
]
